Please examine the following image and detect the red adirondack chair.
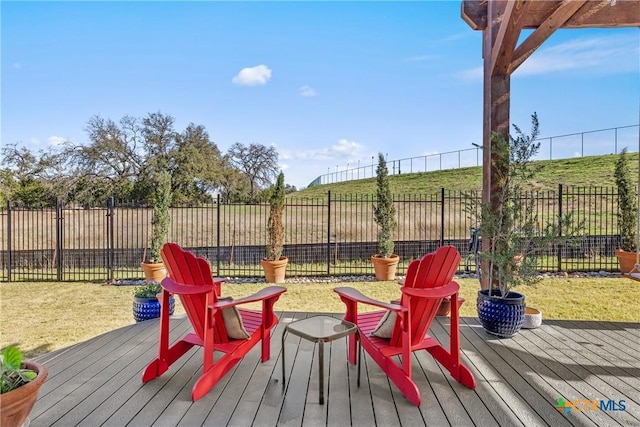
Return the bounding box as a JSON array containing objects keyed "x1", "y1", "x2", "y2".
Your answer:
[
  {"x1": 142, "y1": 243, "x2": 287, "y2": 401},
  {"x1": 334, "y1": 245, "x2": 476, "y2": 405}
]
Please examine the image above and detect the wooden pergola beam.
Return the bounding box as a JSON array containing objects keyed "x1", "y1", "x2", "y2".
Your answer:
[
  {"x1": 462, "y1": 0, "x2": 640, "y2": 30},
  {"x1": 510, "y1": 0, "x2": 588, "y2": 73},
  {"x1": 489, "y1": 0, "x2": 523, "y2": 76}
]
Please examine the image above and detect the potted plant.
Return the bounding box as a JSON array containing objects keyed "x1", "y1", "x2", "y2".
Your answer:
[
  {"x1": 133, "y1": 282, "x2": 175, "y2": 322},
  {"x1": 472, "y1": 113, "x2": 581, "y2": 337},
  {"x1": 371, "y1": 152, "x2": 400, "y2": 280},
  {"x1": 141, "y1": 171, "x2": 172, "y2": 283},
  {"x1": 614, "y1": 147, "x2": 638, "y2": 273},
  {"x1": 0, "y1": 346, "x2": 48, "y2": 427},
  {"x1": 260, "y1": 171, "x2": 288, "y2": 283}
]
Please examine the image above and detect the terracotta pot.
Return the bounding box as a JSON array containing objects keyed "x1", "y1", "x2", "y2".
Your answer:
[
  {"x1": 436, "y1": 297, "x2": 466, "y2": 316},
  {"x1": 140, "y1": 261, "x2": 167, "y2": 283},
  {"x1": 261, "y1": 256, "x2": 288, "y2": 283},
  {"x1": 0, "y1": 361, "x2": 48, "y2": 427},
  {"x1": 437, "y1": 297, "x2": 451, "y2": 316},
  {"x1": 513, "y1": 253, "x2": 524, "y2": 267},
  {"x1": 371, "y1": 254, "x2": 400, "y2": 281},
  {"x1": 615, "y1": 249, "x2": 638, "y2": 274}
]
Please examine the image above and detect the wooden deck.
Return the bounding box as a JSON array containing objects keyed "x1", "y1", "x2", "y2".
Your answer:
[{"x1": 30, "y1": 313, "x2": 640, "y2": 427}]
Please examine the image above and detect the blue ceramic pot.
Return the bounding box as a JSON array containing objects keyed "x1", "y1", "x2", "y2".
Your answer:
[
  {"x1": 476, "y1": 289, "x2": 525, "y2": 338},
  {"x1": 133, "y1": 296, "x2": 175, "y2": 322}
]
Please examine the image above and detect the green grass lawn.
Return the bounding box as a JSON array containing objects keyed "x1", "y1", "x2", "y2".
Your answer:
[
  {"x1": 1, "y1": 277, "x2": 638, "y2": 358},
  {"x1": 294, "y1": 153, "x2": 638, "y2": 197}
]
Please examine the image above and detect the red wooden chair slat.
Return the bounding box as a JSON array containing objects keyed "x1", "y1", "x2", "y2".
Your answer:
[
  {"x1": 142, "y1": 243, "x2": 286, "y2": 401},
  {"x1": 334, "y1": 245, "x2": 476, "y2": 406}
]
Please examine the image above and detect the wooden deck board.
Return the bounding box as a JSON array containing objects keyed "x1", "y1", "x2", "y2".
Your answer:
[
  {"x1": 475, "y1": 320, "x2": 601, "y2": 426},
  {"x1": 522, "y1": 323, "x2": 640, "y2": 423},
  {"x1": 538, "y1": 323, "x2": 640, "y2": 394},
  {"x1": 562, "y1": 321, "x2": 640, "y2": 368},
  {"x1": 460, "y1": 318, "x2": 551, "y2": 427},
  {"x1": 427, "y1": 318, "x2": 498, "y2": 427},
  {"x1": 226, "y1": 311, "x2": 296, "y2": 427},
  {"x1": 29, "y1": 315, "x2": 640, "y2": 427},
  {"x1": 39, "y1": 318, "x2": 190, "y2": 426}
]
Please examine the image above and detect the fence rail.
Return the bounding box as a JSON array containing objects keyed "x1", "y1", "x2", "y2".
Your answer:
[
  {"x1": 0, "y1": 185, "x2": 626, "y2": 282},
  {"x1": 311, "y1": 124, "x2": 640, "y2": 186}
]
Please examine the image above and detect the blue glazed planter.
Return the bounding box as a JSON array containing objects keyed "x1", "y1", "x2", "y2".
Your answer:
[
  {"x1": 133, "y1": 297, "x2": 175, "y2": 322},
  {"x1": 477, "y1": 289, "x2": 525, "y2": 338}
]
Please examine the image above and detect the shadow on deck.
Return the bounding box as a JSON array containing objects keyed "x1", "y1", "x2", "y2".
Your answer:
[{"x1": 30, "y1": 314, "x2": 640, "y2": 426}]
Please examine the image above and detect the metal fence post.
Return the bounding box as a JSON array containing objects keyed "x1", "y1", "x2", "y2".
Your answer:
[
  {"x1": 558, "y1": 184, "x2": 563, "y2": 272},
  {"x1": 327, "y1": 191, "x2": 331, "y2": 275},
  {"x1": 440, "y1": 188, "x2": 445, "y2": 248},
  {"x1": 107, "y1": 197, "x2": 115, "y2": 282},
  {"x1": 7, "y1": 200, "x2": 12, "y2": 282},
  {"x1": 56, "y1": 198, "x2": 63, "y2": 281},
  {"x1": 216, "y1": 194, "x2": 221, "y2": 276}
]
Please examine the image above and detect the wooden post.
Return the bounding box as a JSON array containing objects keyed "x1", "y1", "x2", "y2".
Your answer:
[{"x1": 481, "y1": 0, "x2": 511, "y2": 290}]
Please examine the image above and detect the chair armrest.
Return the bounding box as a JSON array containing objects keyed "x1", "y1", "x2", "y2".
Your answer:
[
  {"x1": 212, "y1": 286, "x2": 287, "y2": 309},
  {"x1": 334, "y1": 287, "x2": 405, "y2": 312},
  {"x1": 401, "y1": 281, "x2": 459, "y2": 299},
  {"x1": 161, "y1": 277, "x2": 214, "y2": 295}
]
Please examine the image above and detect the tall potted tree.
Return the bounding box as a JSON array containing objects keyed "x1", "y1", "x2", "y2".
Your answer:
[
  {"x1": 614, "y1": 147, "x2": 638, "y2": 273},
  {"x1": 261, "y1": 171, "x2": 288, "y2": 283},
  {"x1": 473, "y1": 113, "x2": 581, "y2": 337},
  {"x1": 371, "y1": 152, "x2": 399, "y2": 280},
  {"x1": 141, "y1": 171, "x2": 171, "y2": 283},
  {"x1": 0, "y1": 347, "x2": 48, "y2": 427}
]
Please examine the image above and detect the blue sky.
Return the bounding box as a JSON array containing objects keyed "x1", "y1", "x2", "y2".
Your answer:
[{"x1": 2, "y1": 1, "x2": 639, "y2": 188}]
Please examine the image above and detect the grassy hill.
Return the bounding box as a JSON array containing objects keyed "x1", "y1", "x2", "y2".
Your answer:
[{"x1": 293, "y1": 153, "x2": 639, "y2": 197}]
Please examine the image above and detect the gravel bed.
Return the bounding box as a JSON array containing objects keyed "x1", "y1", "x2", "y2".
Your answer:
[{"x1": 112, "y1": 270, "x2": 621, "y2": 286}]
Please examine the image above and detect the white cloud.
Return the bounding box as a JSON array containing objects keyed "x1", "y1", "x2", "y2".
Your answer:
[
  {"x1": 517, "y1": 34, "x2": 639, "y2": 76},
  {"x1": 456, "y1": 66, "x2": 483, "y2": 81},
  {"x1": 47, "y1": 136, "x2": 65, "y2": 146},
  {"x1": 406, "y1": 55, "x2": 439, "y2": 62},
  {"x1": 232, "y1": 65, "x2": 272, "y2": 86},
  {"x1": 456, "y1": 33, "x2": 639, "y2": 80},
  {"x1": 332, "y1": 139, "x2": 362, "y2": 155},
  {"x1": 280, "y1": 139, "x2": 367, "y2": 161},
  {"x1": 13, "y1": 62, "x2": 21, "y2": 70},
  {"x1": 299, "y1": 85, "x2": 317, "y2": 97}
]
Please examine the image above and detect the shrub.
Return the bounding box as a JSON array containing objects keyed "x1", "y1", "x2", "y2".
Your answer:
[
  {"x1": 265, "y1": 172, "x2": 285, "y2": 261},
  {"x1": 614, "y1": 148, "x2": 637, "y2": 252},
  {"x1": 373, "y1": 153, "x2": 396, "y2": 258}
]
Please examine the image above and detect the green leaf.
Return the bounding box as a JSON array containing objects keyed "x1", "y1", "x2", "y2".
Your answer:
[
  {"x1": 1, "y1": 347, "x2": 22, "y2": 370},
  {"x1": 21, "y1": 370, "x2": 37, "y2": 381}
]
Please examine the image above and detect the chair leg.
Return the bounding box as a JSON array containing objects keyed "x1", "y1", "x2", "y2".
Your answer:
[
  {"x1": 318, "y1": 341, "x2": 325, "y2": 405},
  {"x1": 361, "y1": 339, "x2": 421, "y2": 406},
  {"x1": 142, "y1": 340, "x2": 194, "y2": 382},
  {"x1": 281, "y1": 329, "x2": 287, "y2": 391},
  {"x1": 357, "y1": 336, "x2": 361, "y2": 387},
  {"x1": 261, "y1": 327, "x2": 271, "y2": 362}
]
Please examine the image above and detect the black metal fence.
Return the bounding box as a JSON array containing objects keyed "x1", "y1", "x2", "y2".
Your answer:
[{"x1": 0, "y1": 185, "x2": 623, "y2": 282}]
